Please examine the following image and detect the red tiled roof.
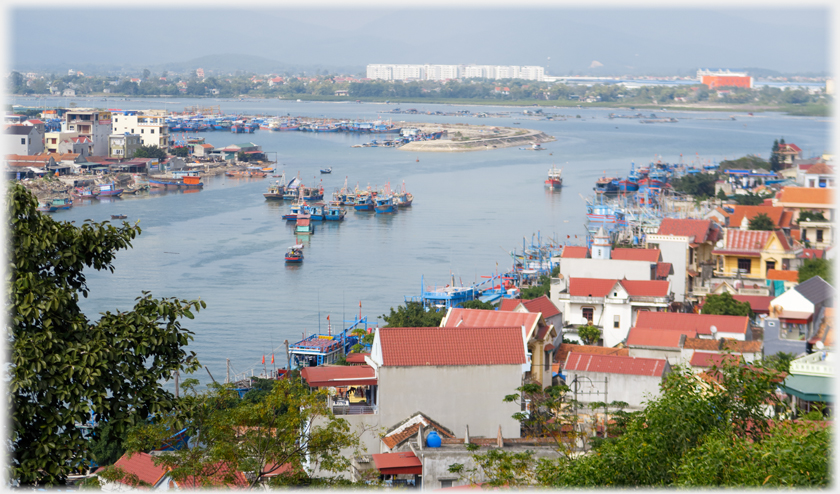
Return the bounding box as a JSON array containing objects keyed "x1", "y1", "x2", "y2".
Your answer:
[
  {"x1": 372, "y1": 452, "x2": 422, "y2": 475},
  {"x1": 656, "y1": 218, "x2": 713, "y2": 242},
  {"x1": 635, "y1": 311, "x2": 749, "y2": 335},
  {"x1": 656, "y1": 262, "x2": 673, "y2": 278},
  {"x1": 443, "y1": 309, "x2": 540, "y2": 332},
  {"x1": 777, "y1": 187, "x2": 834, "y2": 206},
  {"x1": 498, "y1": 299, "x2": 523, "y2": 312},
  {"x1": 779, "y1": 143, "x2": 802, "y2": 153},
  {"x1": 112, "y1": 452, "x2": 168, "y2": 487},
  {"x1": 800, "y1": 248, "x2": 825, "y2": 259},
  {"x1": 731, "y1": 295, "x2": 774, "y2": 314},
  {"x1": 766, "y1": 269, "x2": 799, "y2": 282},
  {"x1": 682, "y1": 338, "x2": 720, "y2": 351},
  {"x1": 569, "y1": 278, "x2": 618, "y2": 298},
  {"x1": 690, "y1": 352, "x2": 742, "y2": 368},
  {"x1": 713, "y1": 229, "x2": 773, "y2": 255},
  {"x1": 611, "y1": 248, "x2": 661, "y2": 262},
  {"x1": 720, "y1": 339, "x2": 763, "y2": 353},
  {"x1": 805, "y1": 162, "x2": 833, "y2": 175},
  {"x1": 554, "y1": 343, "x2": 629, "y2": 364},
  {"x1": 345, "y1": 352, "x2": 370, "y2": 364},
  {"x1": 564, "y1": 352, "x2": 668, "y2": 377},
  {"x1": 621, "y1": 280, "x2": 670, "y2": 297},
  {"x1": 378, "y1": 326, "x2": 526, "y2": 366},
  {"x1": 522, "y1": 296, "x2": 561, "y2": 319},
  {"x1": 300, "y1": 365, "x2": 376, "y2": 387},
  {"x1": 381, "y1": 414, "x2": 454, "y2": 450},
  {"x1": 177, "y1": 462, "x2": 248, "y2": 489},
  {"x1": 728, "y1": 206, "x2": 786, "y2": 229},
  {"x1": 562, "y1": 246, "x2": 589, "y2": 258},
  {"x1": 626, "y1": 328, "x2": 695, "y2": 349}
]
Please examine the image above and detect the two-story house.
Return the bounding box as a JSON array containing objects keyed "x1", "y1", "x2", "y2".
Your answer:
[
  {"x1": 646, "y1": 218, "x2": 721, "y2": 304},
  {"x1": 712, "y1": 229, "x2": 801, "y2": 279},
  {"x1": 555, "y1": 278, "x2": 671, "y2": 347}
]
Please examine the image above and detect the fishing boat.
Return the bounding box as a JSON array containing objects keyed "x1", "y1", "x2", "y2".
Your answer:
[
  {"x1": 49, "y1": 197, "x2": 73, "y2": 210},
  {"x1": 324, "y1": 202, "x2": 346, "y2": 221},
  {"x1": 545, "y1": 165, "x2": 563, "y2": 189},
  {"x1": 111, "y1": 214, "x2": 127, "y2": 220},
  {"x1": 97, "y1": 183, "x2": 124, "y2": 197},
  {"x1": 394, "y1": 181, "x2": 414, "y2": 207},
  {"x1": 613, "y1": 179, "x2": 639, "y2": 192},
  {"x1": 285, "y1": 244, "x2": 304, "y2": 263},
  {"x1": 301, "y1": 185, "x2": 325, "y2": 201},
  {"x1": 320, "y1": 167, "x2": 332, "y2": 174},
  {"x1": 264, "y1": 181, "x2": 286, "y2": 200},
  {"x1": 36, "y1": 201, "x2": 56, "y2": 213},
  {"x1": 353, "y1": 190, "x2": 375, "y2": 211},
  {"x1": 72, "y1": 187, "x2": 99, "y2": 199},
  {"x1": 149, "y1": 175, "x2": 204, "y2": 189},
  {"x1": 308, "y1": 203, "x2": 326, "y2": 221},
  {"x1": 374, "y1": 194, "x2": 397, "y2": 214},
  {"x1": 282, "y1": 202, "x2": 306, "y2": 221},
  {"x1": 594, "y1": 175, "x2": 619, "y2": 194},
  {"x1": 295, "y1": 214, "x2": 315, "y2": 235}
]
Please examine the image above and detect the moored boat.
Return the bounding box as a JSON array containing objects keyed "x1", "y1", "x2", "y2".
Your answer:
[
  {"x1": 264, "y1": 180, "x2": 286, "y2": 200},
  {"x1": 545, "y1": 165, "x2": 563, "y2": 189},
  {"x1": 97, "y1": 183, "x2": 124, "y2": 197},
  {"x1": 374, "y1": 193, "x2": 397, "y2": 214},
  {"x1": 111, "y1": 214, "x2": 127, "y2": 219},
  {"x1": 285, "y1": 244, "x2": 304, "y2": 263},
  {"x1": 295, "y1": 214, "x2": 315, "y2": 235},
  {"x1": 320, "y1": 167, "x2": 332, "y2": 174},
  {"x1": 72, "y1": 187, "x2": 99, "y2": 200},
  {"x1": 324, "y1": 202, "x2": 346, "y2": 221}
]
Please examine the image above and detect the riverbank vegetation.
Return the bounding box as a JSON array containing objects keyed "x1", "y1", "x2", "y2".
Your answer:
[{"x1": 8, "y1": 70, "x2": 830, "y2": 116}]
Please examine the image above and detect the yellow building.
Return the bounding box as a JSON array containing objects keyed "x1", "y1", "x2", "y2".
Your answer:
[{"x1": 712, "y1": 229, "x2": 801, "y2": 279}]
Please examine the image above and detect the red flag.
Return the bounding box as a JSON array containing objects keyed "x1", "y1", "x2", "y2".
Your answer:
[
  {"x1": 262, "y1": 355, "x2": 265, "y2": 364},
  {"x1": 327, "y1": 315, "x2": 330, "y2": 320},
  {"x1": 271, "y1": 354, "x2": 275, "y2": 364}
]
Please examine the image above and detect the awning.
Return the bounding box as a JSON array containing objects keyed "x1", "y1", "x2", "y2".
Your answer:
[
  {"x1": 778, "y1": 311, "x2": 813, "y2": 325},
  {"x1": 686, "y1": 269, "x2": 699, "y2": 277},
  {"x1": 300, "y1": 366, "x2": 377, "y2": 388},
  {"x1": 779, "y1": 374, "x2": 833, "y2": 402},
  {"x1": 372, "y1": 452, "x2": 422, "y2": 475},
  {"x1": 244, "y1": 150, "x2": 263, "y2": 154}
]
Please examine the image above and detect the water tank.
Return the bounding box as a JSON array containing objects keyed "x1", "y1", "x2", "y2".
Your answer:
[{"x1": 425, "y1": 430, "x2": 442, "y2": 448}]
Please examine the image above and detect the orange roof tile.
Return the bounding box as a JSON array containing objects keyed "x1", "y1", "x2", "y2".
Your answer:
[
  {"x1": 626, "y1": 328, "x2": 695, "y2": 348},
  {"x1": 728, "y1": 206, "x2": 786, "y2": 229},
  {"x1": 635, "y1": 312, "x2": 749, "y2": 335},
  {"x1": 766, "y1": 269, "x2": 799, "y2": 282},
  {"x1": 657, "y1": 218, "x2": 716, "y2": 242},
  {"x1": 777, "y1": 187, "x2": 835, "y2": 206},
  {"x1": 498, "y1": 299, "x2": 523, "y2": 312},
  {"x1": 522, "y1": 296, "x2": 561, "y2": 319},
  {"x1": 565, "y1": 352, "x2": 668, "y2": 377},
  {"x1": 554, "y1": 343, "x2": 629, "y2": 364},
  {"x1": 621, "y1": 280, "x2": 671, "y2": 297},
  {"x1": 713, "y1": 229, "x2": 774, "y2": 255},
  {"x1": 682, "y1": 338, "x2": 721, "y2": 350},
  {"x1": 805, "y1": 162, "x2": 834, "y2": 175},
  {"x1": 378, "y1": 326, "x2": 526, "y2": 367},
  {"x1": 611, "y1": 248, "x2": 661, "y2": 262},
  {"x1": 443, "y1": 309, "x2": 540, "y2": 332},
  {"x1": 562, "y1": 246, "x2": 589, "y2": 258},
  {"x1": 112, "y1": 452, "x2": 168, "y2": 487},
  {"x1": 690, "y1": 352, "x2": 742, "y2": 368},
  {"x1": 569, "y1": 278, "x2": 617, "y2": 298}
]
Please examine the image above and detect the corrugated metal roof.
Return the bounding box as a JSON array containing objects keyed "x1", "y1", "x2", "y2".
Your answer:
[
  {"x1": 443, "y1": 309, "x2": 539, "y2": 332},
  {"x1": 564, "y1": 352, "x2": 667, "y2": 377},
  {"x1": 626, "y1": 328, "x2": 694, "y2": 349},
  {"x1": 379, "y1": 326, "x2": 526, "y2": 367},
  {"x1": 793, "y1": 276, "x2": 835, "y2": 305}
]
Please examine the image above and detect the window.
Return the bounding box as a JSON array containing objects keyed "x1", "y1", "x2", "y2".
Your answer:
[
  {"x1": 737, "y1": 258, "x2": 752, "y2": 273},
  {"x1": 141, "y1": 129, "x2": 144, "y2": 134},
  {"x1": 582, "y1": 307, "x2": 594, "y2": 323},
  {"x1": 689, "y1": 247, "x2": 695, "y2": 265},
  {"x1": 614, "y1": 315, "x2": 620, "y2": 328},
  {"x1": 648, "y1": 243, "x2": 659, "y2": 250},
  {"x1": 131, "y1": 129, "x2": 134, "y2": 133},
  {"x1": 20, "y1": 138, "x2": 25, "y2": 145},
  {"x1": 440, "y1": 480, "x2": 454, "y2": 489},
  {"x1": 817, "y1": 230, "x2": 824, "y2": 242},
  {"x1": 151, "y1": 129, "x2": 155, "y2": 134},
  {"x1": 802, "y1": 230, "x2": 808, "y2": 241},
  {"x1": 766, "y1": 260, "x2": 776, "y2": 271}
]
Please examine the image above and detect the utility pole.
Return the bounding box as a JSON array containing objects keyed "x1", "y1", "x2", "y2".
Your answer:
[
  {"x1": 284, "y1": 339, "x2": 291, "y2": 370},
  {"x1": 226, "y1": 358, "x2": 230, "y2": 384},
  {"x1": 174, "y1": 369, "x2": 179, "y2": 398}
]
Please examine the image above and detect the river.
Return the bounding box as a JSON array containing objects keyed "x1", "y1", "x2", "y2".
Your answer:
[{"x1": 24, "y1": 96, "x2": 830, "y2": 387}]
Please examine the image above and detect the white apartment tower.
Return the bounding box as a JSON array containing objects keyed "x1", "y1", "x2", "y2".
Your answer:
[{"x1": 110, "y1": 110, "x2": 170, "y2": 152}]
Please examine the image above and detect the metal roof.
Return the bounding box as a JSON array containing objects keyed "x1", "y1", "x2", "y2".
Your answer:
[{"x1": 793, "y1": 276, "x2": 835, "y2": 305}]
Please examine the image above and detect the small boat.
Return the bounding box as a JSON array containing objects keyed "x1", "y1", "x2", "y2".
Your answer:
[
  {"x1": 111, "y1": 214, "x2": 127, "y2": 220},
  {"x1": 285, "y1": 244, "x2": 304, "y2": 263},
  {"x1": 282, "y1": 201, "x2": 306, "y2": 221},
  {"x1": 595, "y1": 175, "x2": 619, "y2": 194},
  {"x1": 264, "y1": 181, "x2": 286, "y2": 200},
  {"x1": 324, "y1": 202, "x2": 346, "y2": 221},
  {"x1": 149, "y1": 175, "x2": 204, "y2": 189},
  {"x1": 374, "y1": 194, "x2": 397, "y2": 214},
  {"x1": 49, "y1": 197, "x2": 73, "y2": 210},
  {"x1": 545, "y1": 165, "x2": 563, "y2": 189},
  {"x1": 72, "y1": 187, "x2": 99, "y2": 200},
  {"x1": 295, "y1": 214, "x2": 315, "y2": 235},
  {"x1": 301, "y1": 185, "x2": 325, "y2": 201},
  {"x1": 320, "y1": 167, "x2": 332, "y2": 174},
  {"x1": 97, "y1": 183, "x2": 124, "y2": 197},
  {"x1": 36, "y1": 201, "x2": 57, "y2": 213},
  {"x1": 308, "y1": 203, "x2": 326, "y2": 221}
]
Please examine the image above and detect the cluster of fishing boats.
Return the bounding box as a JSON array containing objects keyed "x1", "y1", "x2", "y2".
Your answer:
[
  {"x1": 165, "y1": 114, "x2": 401, "y2": 134},
  {"x1": 35, "y1": 180, "x2": 151, "y2": 212}
]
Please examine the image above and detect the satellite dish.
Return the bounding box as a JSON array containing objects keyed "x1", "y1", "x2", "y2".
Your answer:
[
  {"x1": 815, "y1": 341, "x2": 825, "y2": 350},
  {"x1": 327, "y1": 387, "x2": 337, "y2": 396},
  {"x1": 710, "y1": 325, "x2": 718, "y2": 334},
  {"x1": 715, "y1": 240, "x2": 724, "y2": 248}
]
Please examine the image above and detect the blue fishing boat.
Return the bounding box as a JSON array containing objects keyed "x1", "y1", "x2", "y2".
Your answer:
[
  {"x1": 282, "y1": 202, "x2": 305, "y2": 221},
  {"x1": 353, "y1": 191, "x2": 375, "y2": 211},
  {"x1": 324, "y1": 202, "x2": 346, "y2": 221},
  {"x1": 374, "y1": 194, "x2": 397, "y2": 214},
  {"x1": 613, "y1": 179, "x2": 639, "y2": 192},
  {"x1": 285, "y1": 244, "x2": 304, "y2": 263},
  {"x1": 308, "y1": 203, "x2": 326, "y2": 221},
  {"x1": 295, "y1": 214, "x2": 315, "y2": 235},
  {"x1": 595, "y1": 175, "x2": 619, "y2": 194},
  {"x1": 394, "y1": 182, "x2": 413, "y2": 207},
  {"x1": 301, "y1": 185, "x2": 324, "y2": 201}
]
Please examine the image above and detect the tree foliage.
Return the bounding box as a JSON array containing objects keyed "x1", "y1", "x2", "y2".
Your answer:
[
  {"x1": 670, "y1": 172, "x2": 717, "y2": 198},
  {"x1": 732, "y1": 191, "x2": 773, "y2": 206},
  {"x1": 797, "y1": 210, "x2": 827, "y2": 223},
  {"x1": 170, "y1": 146, "x2": 190, "y2": 158},
  {"x1": 381, "y1": 301, "x2": 445, "y2": 327},
  {"x1": 748, "y1": 212, "x2": 776, "y2": 231},
  {"x1": 133, "y1": 144, "x2": 168, "y2": 160},
  {"x1": 7, "y1": 184, "x2": 203, "y2": 486},
  {"x1": 702, "y1": 292, "x2": 752, "y2": 317},
  {"x1": 798, "y1": 258, "x2": 832, "y2": 284},
  {"x1": 577, "y1": 325, "x2": 601, "y2": 345},
  {"x1": 461, "y1": 299, "x2": 497, "y2": 310},
  {"x1": 124, "y1": 379, "x2": 364, "y2": 489}
]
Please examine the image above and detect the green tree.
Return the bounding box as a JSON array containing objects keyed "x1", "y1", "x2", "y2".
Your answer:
[
  {"x1": 382, "y1": 301, "x2": 445, "y2": 327},
  {"x1": 701, "y1": 292, "x2": 752, "y2": 317},
  {"x1": 7, "y1": 184, "x2": 203, "y2": 486},
  {"x1": 670, "y1": 173, "x2": 717, "y2": 198},
  {"x1": 462, "y1": 299, "x2": 497, "y2": 310},
  {"x1": 716, "y1": 188, "x2": 728, "y2": 201},
  {"x1": 577, "y1": 325, "x2": 601, "y2": 345},
  {"x1": 769, "y1": 139, "x2": 782, "y2": 171},
  {"x1": 171, "y1": 146, "x2": 190, "y2": 158},
  {"x1": 798, "y1": 258, "x2": 832, "y2": 284},
  {"x1": 748, "y1": 212, "x2": 776, "y2": 231},
  {"x1": 133, "y1": 144, "x2": 167, "y2": 160},
  {"x1": 733, "y1": 191, "x2": 772, "y2": 206},
  {"x1": 350, "y1": 326, "x2": 374, "y2": 353},
  {"x1": 88, "y1": 421, "x2": 126, "y2": 468},
  {"x1": 123, "y1": 379, "x2": 364, "y2": 489},
  {"x1": 797, "y1": 210, "x2": 827, "y2": 223}
]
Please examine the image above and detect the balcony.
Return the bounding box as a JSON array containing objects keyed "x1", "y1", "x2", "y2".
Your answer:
[{"x1": 331, "y1": 398, "x2": 377, "y2": 415}]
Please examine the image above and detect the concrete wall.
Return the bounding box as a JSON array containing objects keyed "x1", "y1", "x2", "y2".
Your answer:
[
  {"x1": 647, "y1": 236, "x2": 688, "y2": 303},
  {"x1": 310, "y1": 413, "x2": 381, "y2": 480},
  {"x1": 629, "y1": 347, "x2": 682, "y2": 365},
  {"x1": 558, "y1": 258, "x2": 653, "y2": 281},
  {"x1": 565, "y1": 369, "x2": 666, "y2": 410},
  {"x1": 378, "y1": 365, "x2": 522, "y2": 439},
  {"x1": 763, "y1": 317, "x2": 807, "y2": 357}
]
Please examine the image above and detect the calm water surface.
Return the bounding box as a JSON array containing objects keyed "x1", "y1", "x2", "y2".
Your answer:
[{"x1": 30, "y1": 97, "x2": 830, "y2": 386}]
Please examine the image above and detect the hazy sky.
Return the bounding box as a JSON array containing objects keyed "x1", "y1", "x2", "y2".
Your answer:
[{"x1": 6, "y1": 6, "x2": 833, "y2": 75}]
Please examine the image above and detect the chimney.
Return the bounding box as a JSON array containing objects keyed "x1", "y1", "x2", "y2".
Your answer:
[{"x1": 464, "y1": 425, "x2": 470, "y2": 445}]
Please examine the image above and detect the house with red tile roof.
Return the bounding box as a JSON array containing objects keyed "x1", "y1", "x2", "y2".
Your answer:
[
  {"x1": 774, "y1": 186, "x2": 835, "y2": 222},
  {"x1": 777, "y1": 143, "x2": 802, "y2": 165},
  {"x1": 554, "y1": 277, "x2": 671, "y2": 347},
  {"x1": 626, "y1": 327, "x2": 696, "y2": 364},
  {"x1": 98, "y1": 452, "x2": 171, "y2": 489},
  {"x1": 678, "y1": 337, "x2": 763, "y2": 369},
  {"x1": 563, "y1": 352, "x2": 671, "y2": 409},
  {"x1": 369, "y1": 326, "x2": 526, "y2": 439},
  {"x1": 561, "y1": 245, "x2": 589, "y2": 258},
  {"x1": 646, "y1": 218, "x2": 721, "y2": 303},
  {"x1": 634, "y1": 311, "x2": 750, "y2": 341},
  {"x1": 712, "y1": 228, "x2": 801, "y2": 280},
  {"x1": 728, "y1": 205, "x2": 792, "y2": 230},
  {"x1": 497, "y1": 295, "x2": 563, "y2": 334},
  {"x1": 611, "y1": 248, "x2": 661, "y2": 262},
  {"x1": 440, "y1": 308, "x2": 557, "y2": 388}
]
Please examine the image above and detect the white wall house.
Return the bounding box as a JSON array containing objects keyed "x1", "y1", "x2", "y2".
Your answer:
[
  {"x1": 4, "y1": 125, "x2": 43, "y2": 155},
  {"x1": 61, "y1": 109, "x2": 112, "y2": 156},
  {"x1": 111, "y1": 110, "x2": 170, "y2": 152},
  {"x1": 563, "y1": 352, "x2": 671, "y2": 410}
]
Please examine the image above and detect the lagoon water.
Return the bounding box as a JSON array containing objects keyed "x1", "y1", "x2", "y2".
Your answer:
[{"x1": 28, "y1": 96, "x2": 830, "y2": 387}]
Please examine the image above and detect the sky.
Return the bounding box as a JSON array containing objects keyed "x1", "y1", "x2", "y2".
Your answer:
[{"x1": 5, "y1": 4, "x2": 834, "y2": 76}]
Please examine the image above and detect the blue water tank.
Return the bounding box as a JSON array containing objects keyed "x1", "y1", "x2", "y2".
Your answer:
[{"x1": 426, "y1": 430, "x2": 442, "y2": 448}]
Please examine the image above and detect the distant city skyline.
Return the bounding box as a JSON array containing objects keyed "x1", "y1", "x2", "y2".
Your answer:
[{"x1": 7, "y1": 7, "x2": 831, "y2": 76}]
